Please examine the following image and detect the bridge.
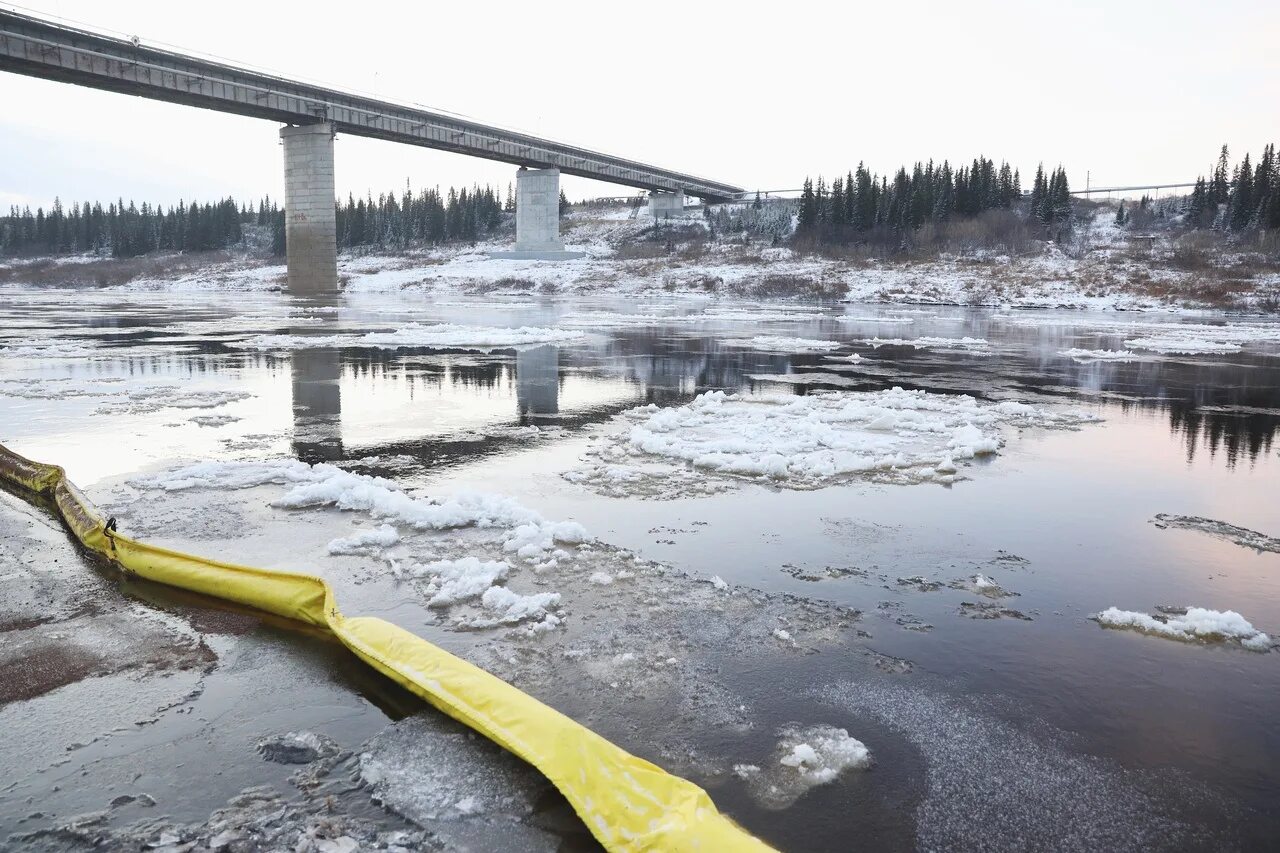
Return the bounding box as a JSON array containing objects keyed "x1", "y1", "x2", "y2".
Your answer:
[{"x1": 0, "y1": 8, "x2": 744, "y2": 291}]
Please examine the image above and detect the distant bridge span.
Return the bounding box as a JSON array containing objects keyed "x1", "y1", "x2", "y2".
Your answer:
[{"x1": 0, "y1": 8, "x2": 744, "y2": 290}]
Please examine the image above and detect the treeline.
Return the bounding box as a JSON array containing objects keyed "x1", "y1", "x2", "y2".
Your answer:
[
  {"x1": 0, "y1": 182, "x2": 515, "y2": 259},
  {"x1": 0, "y1": 198, "x2": 244, "y2": 258},
  {"x1": 331, "y1": 184, "x2": 505, "y2": 252},
  {"x1": 1186, "y1": 144, "x2": 1280, "y2": 231},
  {"x1": 795, "y1": 157, "x2": 1071, "y2": 246}
]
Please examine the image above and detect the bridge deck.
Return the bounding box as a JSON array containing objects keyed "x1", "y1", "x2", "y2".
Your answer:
[{"x1": 0, "y1": 10, "x2": 743, "y2": 202}]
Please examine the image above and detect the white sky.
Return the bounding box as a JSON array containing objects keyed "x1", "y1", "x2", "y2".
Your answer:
[{"x1": 2, "y1": 0, "x2": 1277, "y2": 210}]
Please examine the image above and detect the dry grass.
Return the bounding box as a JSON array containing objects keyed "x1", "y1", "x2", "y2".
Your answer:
[
  {"x1": 466, "y1": 276, "x2": 537, "y2": 294},
  {"x1": 0, "y1": 251, "x2": 239, "y2": 287},
  {"x1": 729, "y1": 274, "x2": 845, "y2": 300}
]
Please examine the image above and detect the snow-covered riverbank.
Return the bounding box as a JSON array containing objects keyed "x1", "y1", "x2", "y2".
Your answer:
[{"x1": 4, "y1": 204, "x2": 1278, "y2": 313}]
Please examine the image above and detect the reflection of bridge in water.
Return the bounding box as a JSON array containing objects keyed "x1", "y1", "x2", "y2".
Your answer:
[
  {"x1": 251, "y1": 328, "x2": 1280, "y2": 469},
  {"x1": 282, "y1": 335, "x2": 797, "y2": 466}
]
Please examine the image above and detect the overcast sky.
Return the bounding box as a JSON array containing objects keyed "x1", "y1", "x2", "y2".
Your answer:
[{"x1": 2, "y1": 0, "x2": 1277, "y2": 210}]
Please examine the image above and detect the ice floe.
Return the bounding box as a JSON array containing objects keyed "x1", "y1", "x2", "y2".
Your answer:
[
  {"x1": 1001, "y1": 315, "x2": 1280, "y2": 356},
  {"x1": 736, "y1": 724, "x2": 872, "y2": 808},
  {"x1": 567, "y1": 387, "x2": 1095, "y2": 496},
  {"x1": 859, "y1": 336, "x2": 992, "y2": 354},
  {"x1": 327, "y1": 524, "x2": 401, "y2": 555},
  {"x1": 1151, "y1": 513, "x2": 1280, "y2": 553},
  {"x1": 1094, "y1": 606, "x2": 1271, "y2": 651},
  {"x1": 359, "y1": 714, "x2": 549, "y2": 824},
  {"x1": 232, "y1": 323, "x2": 587, "y2": 352},
  {"x1": 1058, "y1": 348, "x2": 1141, "y2": 362},
  {"x1": 403, "y1": 557, "x2": 511, "y2": 607},
  {"x1": 721, "y1": 335, "x2": 845, "y2": 352},
  {"x1": 134, "y1": 459, "x2": 585, "y2": 563}
]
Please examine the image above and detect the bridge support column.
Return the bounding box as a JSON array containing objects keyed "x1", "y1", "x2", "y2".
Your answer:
[
  {"x1": 280, "y1": 122, "x2": 338, "y2": 294},
  {"x1": 488, "y1": 167, "x2": 583, "y2": 260},
  {"x1": 649, "y1": 190, "x2": 685, "y2": 219}
]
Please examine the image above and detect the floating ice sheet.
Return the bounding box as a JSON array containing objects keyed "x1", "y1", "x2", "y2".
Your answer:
[
  {"x1": 1094, "y1": 606, "x2": 1271, "y2": 651},
  {"x1": 1151, "y1": 513, "x2": 1280, "y2": 553},
  {"x1": 133, "y1": 459, "x2": 585, "y2": 563},
  {"x1": 735, "y1": 724, "x2": 872, "y2": 809},
  {"x1": 721, "y1": 335, "x2": 845, "y2": 352},
  {"x1": 567, "y1": 387, "x2": 1096, "y2": 497},
  {"x1": 232, "y1": 323, "x2": 587, "y2": 352},
  {"x1": 859, "y1": 336, "x2": 992, "y2": 354}
]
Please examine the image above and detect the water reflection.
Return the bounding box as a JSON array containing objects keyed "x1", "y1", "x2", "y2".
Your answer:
[
  {"x1": 291, "y1": 347, "x2": 344, "y2": 463},
  {"x1": 269, "y1": 329, "x2": 1280, "y2": 469},
  {"x1": 516, "y1": 345, "x2": 559, "y2": 421}
]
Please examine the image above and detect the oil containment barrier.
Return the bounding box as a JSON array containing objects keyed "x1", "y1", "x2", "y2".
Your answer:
[{"x1": 0, "y1": 443, "x2": 774, "y2": 852}]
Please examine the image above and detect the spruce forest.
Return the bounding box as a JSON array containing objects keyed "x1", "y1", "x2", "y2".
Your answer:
[{"x1": 2, "y1": 144, "x2": 1278, "y2": 260}]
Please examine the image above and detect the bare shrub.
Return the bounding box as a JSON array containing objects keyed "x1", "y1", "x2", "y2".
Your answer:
[
  {"x1": 0, "y1": 251, "x2": 238, "y2": 287},
  {"x1": 1169, "y1": 233, "x2": 1217, "y2": 271},
  {"x1": 467, "y1": 276, "x2": 536, "y2": 294},
  {"x1": 799, "y1": 209, "x2": 1038, "y2": 260},
  {"x1": 732, "y1": 274, "x2": 844, "y2": 300},
  {"x1": 613, "y1": 242, "x2": 665, "y2": 260}
]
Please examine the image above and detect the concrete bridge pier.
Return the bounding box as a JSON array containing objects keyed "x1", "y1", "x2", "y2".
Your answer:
[
  {"x1": 649, "y1": 189, "x2": 685, "y2": 219},
  {"x1": 488, "y1": 167, "x2": 583, "y2": 260},
  {"x1": 280, "y1": 122, "x2": 338, "y2": 294}
]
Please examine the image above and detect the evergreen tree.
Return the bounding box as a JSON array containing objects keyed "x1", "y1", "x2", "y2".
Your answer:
[{"x1": 1229, "y1": 153, "x2": 1254, "y2": 230}]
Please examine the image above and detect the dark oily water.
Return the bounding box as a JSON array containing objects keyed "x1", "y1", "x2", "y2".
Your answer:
[{"x1": 1, "y1": 285, "x2": 1278, "y2": 851}]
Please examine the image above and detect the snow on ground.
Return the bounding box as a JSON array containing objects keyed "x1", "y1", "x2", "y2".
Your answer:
[
  {"x1": 1094, "y1": 606, "x2": 1272, "y2": 651},
  {"x1": 10, "y1": 202, "x2": 1277, "y2": 312},
  {"x1": 735, "y1": 724, "x2": 872, "y2": 809},
  {"x1": 232, "y1": 323, "x2": 587, "y2": 352},
  {"x1": 566, "y1": 387, "x2": 1096, "y2": 497},
  {"x1": 133, "y1": 459, "x2": 586, "y2": 565},
  {"x1": 1151, "y1": 514, "x2": 1280, "y2": 553},
  {"x1": 721, "y1": 335, "x2": 845, "y2": 352}
]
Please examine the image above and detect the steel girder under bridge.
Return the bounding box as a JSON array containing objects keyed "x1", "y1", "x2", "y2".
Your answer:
[{"x1": 0, "y1": 9, "x2": 744, "y2": 202}]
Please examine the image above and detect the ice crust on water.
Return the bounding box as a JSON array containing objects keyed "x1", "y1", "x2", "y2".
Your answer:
[
  {"x1": 134, "y1": 459, "x2": 586, "y2": 563},
  {"x1": 475, "y1": 586, "x2": 561, "y2": 626},
  {"x1": 1058, "y1": 348, "x2": 1141, "y2": 362},
  {"x1": 837, "y1": 316, "x2": 914, "y2": 324},
  {"x1": 860, "y1": 336, "x2": 992, "y2": 353},
  {"x1": 815, "y1": 680, "x2": 1229, "y2": 849},
  {"x1": 327, "y1": 524, "x2": 400, "y2": 555},
  {"x1": 359, "y1": 714, "x2": 548, "y2": 824},
  {"x1": 1151, "y1": 513, "x2": 1280, "y2": 553},
  {"x1": 403, "y1": 557, "x2": 511, "y2": 607},
  {"x1": 233, "y1": 322, "x2": 586, "y2": 352},
  {"x1": 737, "y1": 724, "x2": 871, "y2": 809},
  {"x1": 1094, "y1": 606, "x2": 1271, "y2": 651},
  {"x1": 1002, "y1": 315, "x2": 1280, "y2": 355},
  {"x1": 571, "y1": 387, "x2": 1094, "y2": 495},
  {"x1": 721, "y1": 335, "x2": 845, "y2": 352},
  {"x1": 1123, "y1": 336, "x2": 1241, "y2": 354}
]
